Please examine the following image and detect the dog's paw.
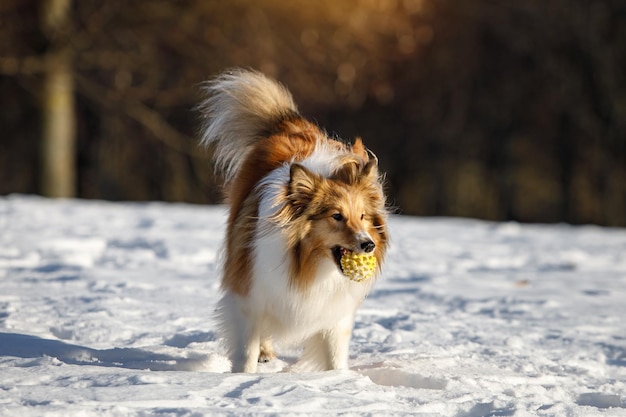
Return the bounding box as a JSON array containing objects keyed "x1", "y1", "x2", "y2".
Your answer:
[
  {"x1": 258, "y1": 340, "x2": 277, "y2": 363},
  {"x1": 258, "y1": 351, "x2": 276, "y2": 363}
]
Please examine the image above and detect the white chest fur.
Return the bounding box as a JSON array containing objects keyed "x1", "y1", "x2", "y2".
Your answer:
[{"x1": 250, "y1": 228, "x2": 372, "y2": 343}]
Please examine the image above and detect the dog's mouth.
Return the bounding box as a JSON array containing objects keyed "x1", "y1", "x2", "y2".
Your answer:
[{"x1": 332, "y1": 246, "x2": 350, "y2": 275}]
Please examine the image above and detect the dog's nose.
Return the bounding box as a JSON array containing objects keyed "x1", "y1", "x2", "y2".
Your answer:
[{"x1": 360, "y1": 240, "x2": 376, "y2": 253}]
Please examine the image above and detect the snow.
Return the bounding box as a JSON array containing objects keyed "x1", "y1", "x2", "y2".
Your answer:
[{"x1": 1, "y1": 195, "x2": 625, "y2": 416}]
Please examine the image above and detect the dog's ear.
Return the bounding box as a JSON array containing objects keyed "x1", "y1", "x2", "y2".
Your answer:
[
  {"x1": 351, "y1": 138, "x2": 368, "y2": 159},
  {"x1": 362, "y1": 148, "x2": 379, "y2": 180},
  {"x1": 289, "y1": 164, "x2": 318, "y2": 210}
]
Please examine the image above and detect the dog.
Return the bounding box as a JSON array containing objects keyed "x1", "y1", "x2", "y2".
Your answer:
[{"x1": 199, "y1": 69, "x2": 388, "y2": 373}]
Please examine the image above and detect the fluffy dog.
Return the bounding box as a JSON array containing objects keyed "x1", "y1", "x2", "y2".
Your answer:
[{"x1": 199, "y1": 69, "x2": 388, "y2": 372}]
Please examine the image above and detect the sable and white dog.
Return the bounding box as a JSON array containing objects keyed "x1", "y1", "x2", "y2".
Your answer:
[{"x1": 199, "y1": 69, "x2": 388, "y2": 373}]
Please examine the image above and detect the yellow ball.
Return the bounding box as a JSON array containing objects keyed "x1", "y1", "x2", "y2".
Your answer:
[{"x1": 340, "y1": 251, "x2": 377, "y2": 282}]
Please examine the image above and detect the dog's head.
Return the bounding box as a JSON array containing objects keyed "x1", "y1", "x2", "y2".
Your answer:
[{"x1": 280, "y1": 147, "x2": 388, "y2": 284}]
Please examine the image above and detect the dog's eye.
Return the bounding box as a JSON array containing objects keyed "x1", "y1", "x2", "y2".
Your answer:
[
  {"x1": 360, "y1": 213, "x2": 365, "y2": 220},
  {"x1": 332, "y1": 213, "x2": 344, "y2": 221}
]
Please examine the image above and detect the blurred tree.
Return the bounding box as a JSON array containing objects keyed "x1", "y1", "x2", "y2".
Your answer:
[
  {"x1": 40, "y1": 0, "x2": 75, "y2": 197},
  {"x1": 0, "y1": 0, "x2": 624, "y2": 225}
]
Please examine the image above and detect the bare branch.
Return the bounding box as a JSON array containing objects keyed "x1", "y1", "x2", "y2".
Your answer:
[
  {"x1": 74, "y1": 74, "x2": 205, "y2": 158},
  {"x1": 0, "y1": 55, "x2": 48, "y2": 76}
]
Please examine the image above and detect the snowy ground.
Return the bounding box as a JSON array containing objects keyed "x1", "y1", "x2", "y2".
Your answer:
[{"x1": 0, "y1": 195, "x2": 625, "y2": 416}]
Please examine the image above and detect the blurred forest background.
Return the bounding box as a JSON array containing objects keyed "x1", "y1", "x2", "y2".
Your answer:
[{"x1": 1, "y1": 0, "x2": 625, "y2": 226}]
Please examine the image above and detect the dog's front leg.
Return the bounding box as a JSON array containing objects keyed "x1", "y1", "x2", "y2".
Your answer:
[
  {"x1": 295, "y1": 316, "x2": 354, "y2": 371},
  {"x1": 322, "y1": 316, "x2": 354, "y2": 370},
  {"x1": 231, "y1": 322, "x2": 261, "y2": 373},
  {"x1": 220, "y1": 293, "x2": 261, "y2": 373},
  {"x1": 323, "y1": 331, "x2": 351, "y2": 370}
]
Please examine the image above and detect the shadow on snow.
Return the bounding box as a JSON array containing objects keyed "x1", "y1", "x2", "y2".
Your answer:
[{"x1": 0, "y1": 332, "x2": 210, "y2": 371}]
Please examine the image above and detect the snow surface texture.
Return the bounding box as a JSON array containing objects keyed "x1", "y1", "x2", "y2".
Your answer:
[{"x1": 1, "y1": 195, "x2": 625, "y2": 416}]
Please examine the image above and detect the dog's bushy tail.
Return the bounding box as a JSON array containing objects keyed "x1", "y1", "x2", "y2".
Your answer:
[{"x1": 198, "y1": 69, "x2": 299, "y2": 184}]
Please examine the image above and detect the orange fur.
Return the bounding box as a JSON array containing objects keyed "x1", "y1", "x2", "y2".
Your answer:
[{"x1": 221, "y1": 118, "x2": 321, "y2": 295}]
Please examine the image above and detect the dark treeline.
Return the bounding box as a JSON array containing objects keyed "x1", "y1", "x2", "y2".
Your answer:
[{"x1": 1, "y1": 0, "x2": 625, "y2": 226}]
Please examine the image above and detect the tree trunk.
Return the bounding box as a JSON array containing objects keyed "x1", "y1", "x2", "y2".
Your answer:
[{"x1": 40, "y1": 0, "x2": 75, "y2": 198}]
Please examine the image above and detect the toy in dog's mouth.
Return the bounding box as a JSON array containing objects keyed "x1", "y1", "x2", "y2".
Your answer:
[{"x1": 332, "y1": 246, "x2": 377, "y2": 282}]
